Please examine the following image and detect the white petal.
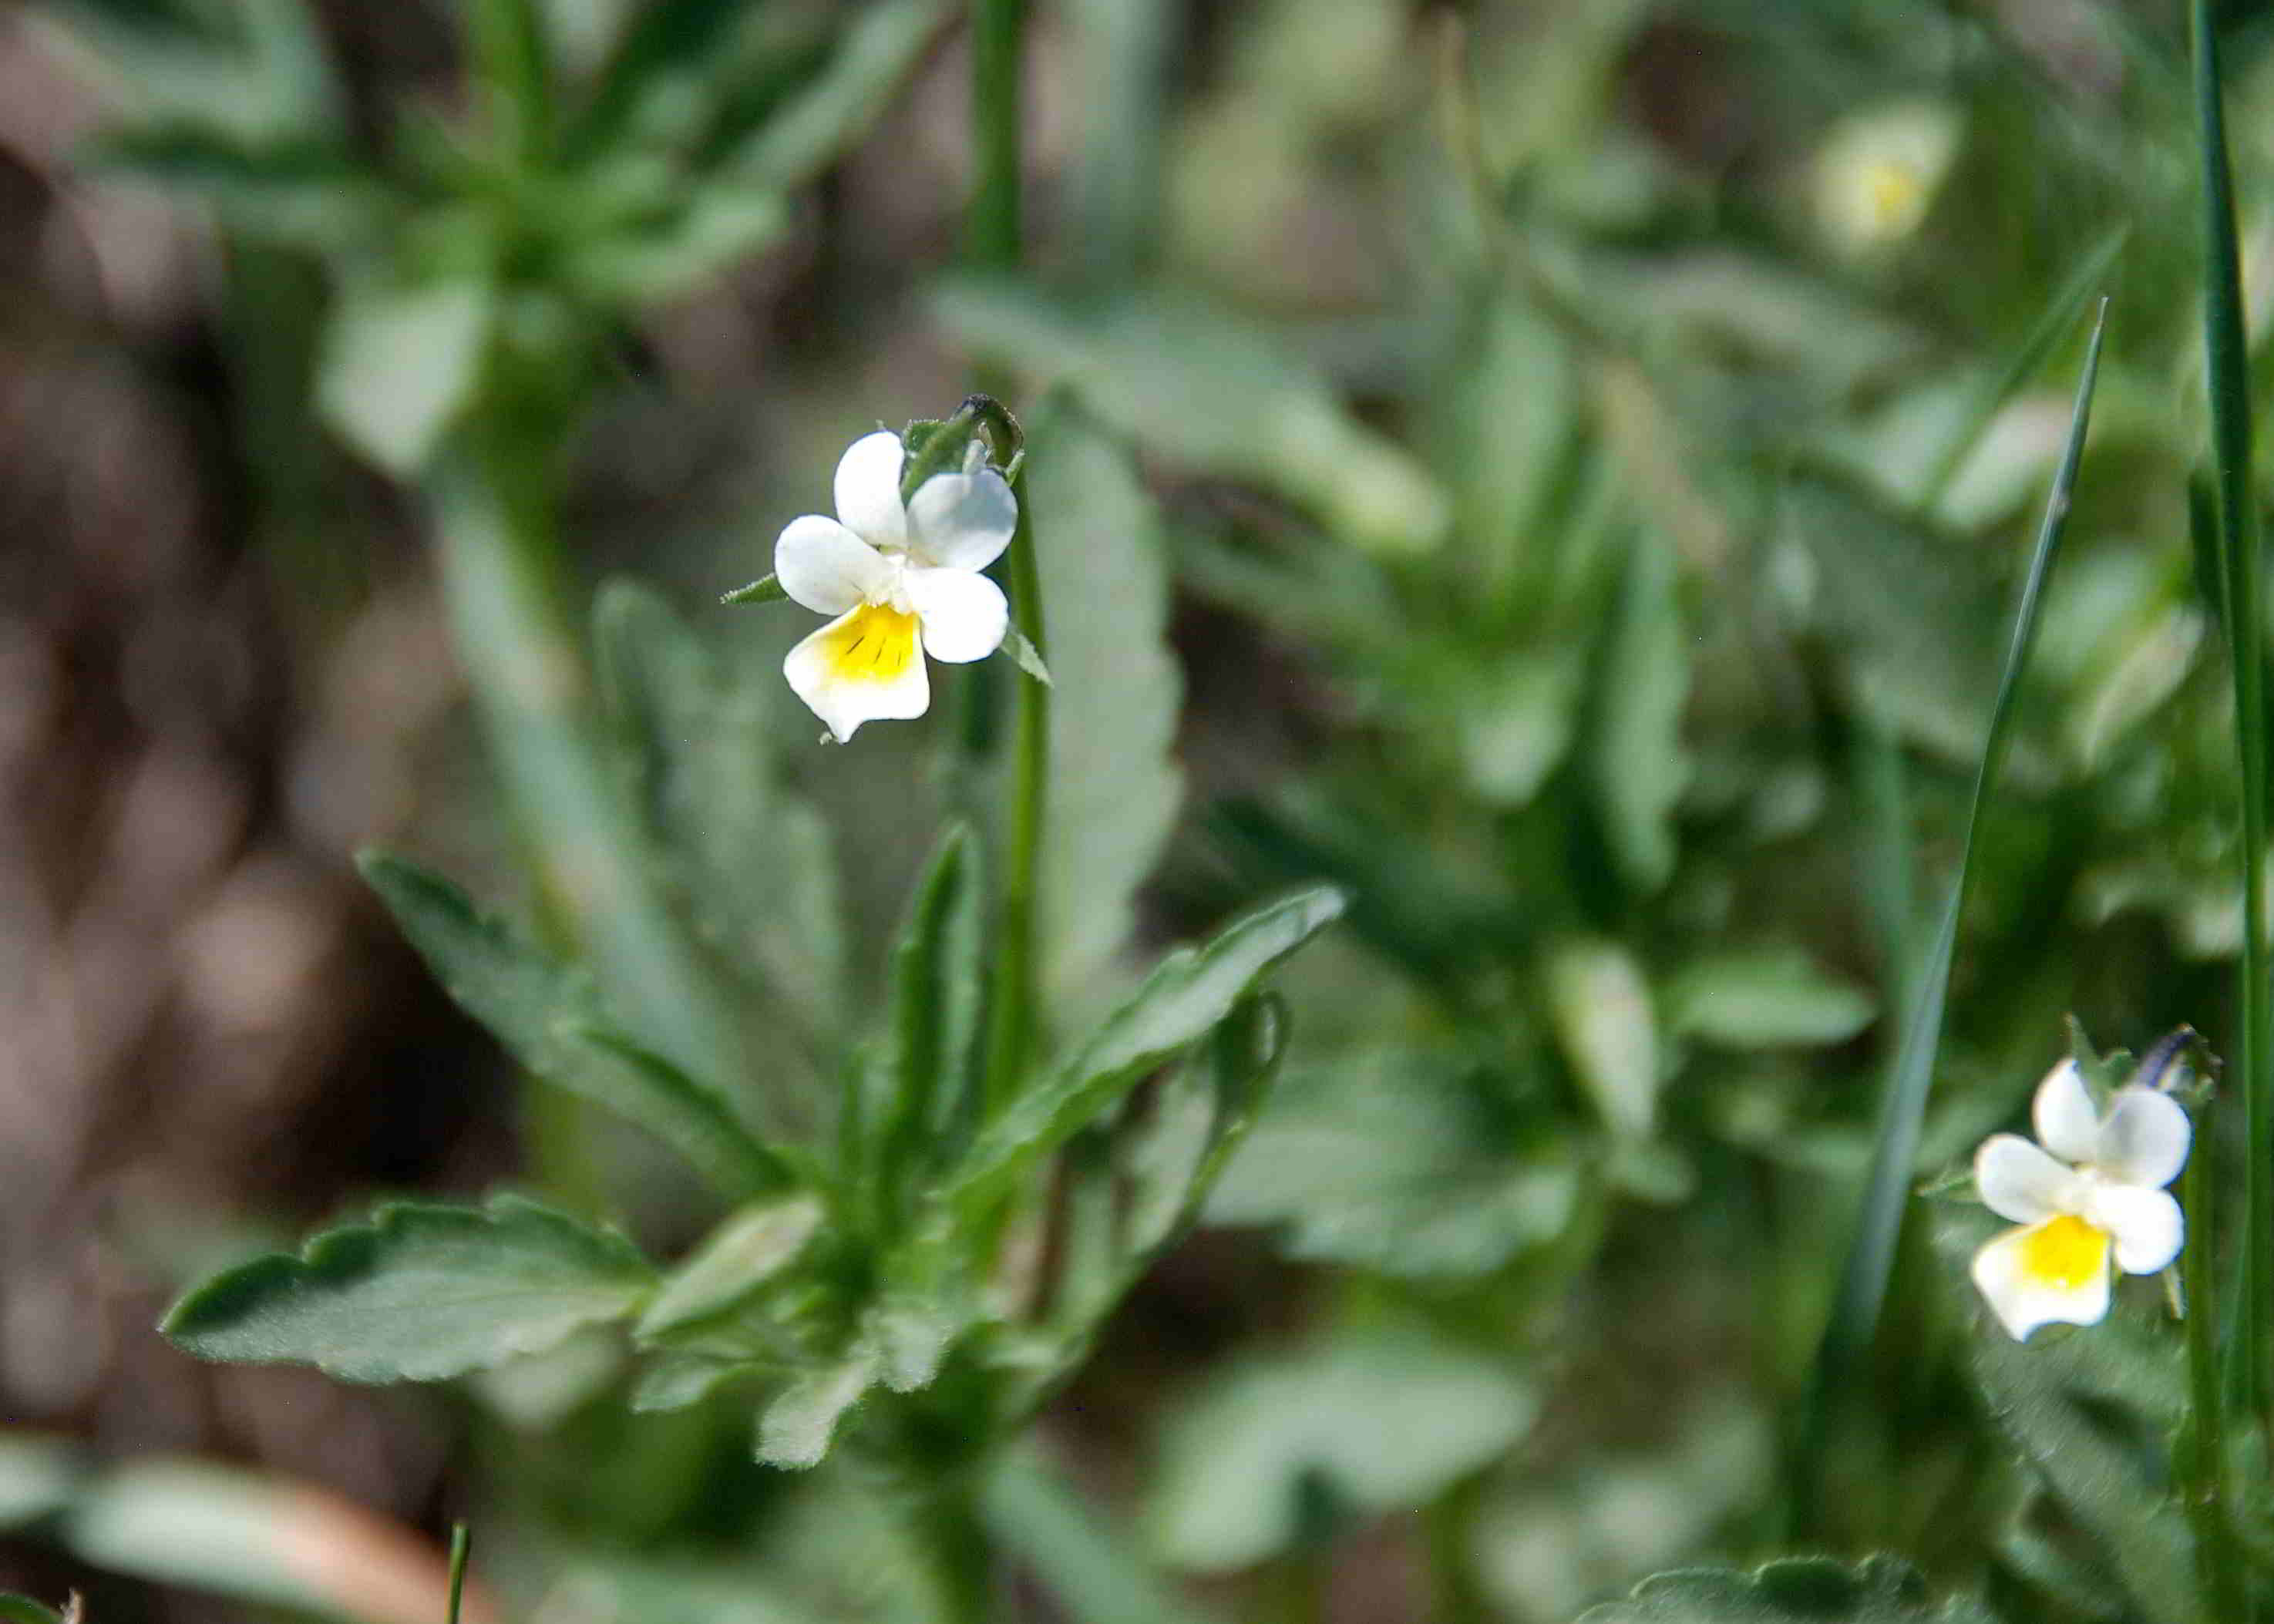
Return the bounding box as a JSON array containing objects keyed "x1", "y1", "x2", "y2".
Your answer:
[
  {"x1": 782, "y1": 605, "x2": 929, "y2": 742},
  {"x1": 1974, "y1": 1133, "x2": 2071, "y2": 1225},
  {"x1": 2094, "y1": 1088, "x2": 2191, "y2": 1190},
  {"x1": 906, "y1": 567, "x2": 1008, "y2": 664},
  {"x1": 1971, "y1": 1220, "x2": 2113, "y2": 1342},
  {"x1": 2031, "y1": 1058, "x2": 2101, "y2": 1165},
  {"x1": 775, "y1": 516, "x2": 888, "y2": 615},
  {"x1": 834, "y1": 431, "x2": 908, "y2": 550},
  {"x1": 2087, "y1": 1185, "x2": 2185, "y2": 1275},
  {"x1": 906, "y1": 469, "x2": 1017, "y2": 571}
]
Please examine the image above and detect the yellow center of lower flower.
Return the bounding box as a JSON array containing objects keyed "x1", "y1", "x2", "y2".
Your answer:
[
  {"x1": 1862, "y1": 160, "x2": 1926, "y2": 234},
  {"x1": 2020, "y1": 1213, "x2": 2109, "y2": 1291},
  {"x1": 822, "y1": 603, "x2": 920, "y2": 682}
]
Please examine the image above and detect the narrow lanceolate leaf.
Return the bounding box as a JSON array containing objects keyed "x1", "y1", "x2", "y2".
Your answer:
[
  {"x1": 2194, "y1": 0, "x2": 2273, "y2": 1440},
  {"x1": 84, "y1": 125, "x2": 378, "y2": 246},
  {"x1": 358, "y1": 852, "x2": 797, "y2": 1199},
  {"x1": 757, "y1": 1352, "x2": 878, "y2": 1469},
  {"x1": 1025, "y1": 400, "x2": 1183, "y2": 1024},
  {"x1": 949, "y1": 887, "x2": 1344, "y2": 1206},
  {"x1": 594, "y1": 580, "x2": 845, "y2": 1040},
  {"x1": 1799, "y1": 301, "x2": 2108, "y2": 1496},
  {"x1": 728, "y1": 0, "x2": 953, "y2": 192},
  {"x1": 634, "y1": 1195, "x2": 826, "y2": 1343},
  {"x1": 1576, "y1": 1555, "x2": 1995, "y2": 1622},
  {"x1": 1590, "y1": 523, "x2": 1689, "y2": 893},
  {"x1": 162, "y1": 1197, "x2": 655, "y2": 1384},
  {"x1": 872, "y1": 826, "x2": 985, "y2": 1229}
]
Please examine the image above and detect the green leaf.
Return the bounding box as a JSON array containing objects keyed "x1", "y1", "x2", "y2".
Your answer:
[
  {"x1": 1146, "y1": 1329, "x2": 1536, "y2": 1572},
  {"x1": 757, "y1": 1351, "x2": 877, "y2": 1469},
  {"x1": 949, "y1": 887, "x2": 1344, "y2": 1206},
  {"x1": 318, "y1": 276, "x2": 493, "y2": 477},
  {"x1": 934, "y1": 281, "x2": 1448, "y2": 556},
  {"x1": 871, "y1": 826, "x2": 985, "y2": 1227},
  {"x1": 1663, "y1": 950, "x2": 1877, "y2": 1048},
  {"x1": 631, "y1": 1352, "x2": 760, "y2": 1413},
  {"x1": 566, "y1": 0, "x2": 751, "y2": 156},
  {"x1": 1546, "y1": 940, "x2": 1659, "y2": 1139},
  {"x1": 593, "y1": 580, "x2": 845, "y2": 1039},
  {"x1": 1773, "y1": 471, "x2": 2002, "y2": 764},
  {"x1": 1589, "y1": 523, "x2": 1688, "y2": 893},
  {"x1": 728, "y1": 0, "x2": 952, "y2": 193},
  {"x1": 358, "y1": 851, "x2": 797, "y2": 1199},
  {"x1": 1576, "y1": 1554, "x2": 1996, "y2": 1622},
  {"x1": 635, "y1": 1194, "x2": 827, "y2": 1343},
  {"x1": 162, "y1": 1195, "x2": 655, "y2": 1384},
  {"x1": 1025, "y1": 400, "x2": 1183, "y2": 1023},
  {"x1": 83, "y1": 123, "x2": 377, "y2": 245},
  {"x1": 1206, "y1": 1049, "x2": 1583, "y2": 1279}
]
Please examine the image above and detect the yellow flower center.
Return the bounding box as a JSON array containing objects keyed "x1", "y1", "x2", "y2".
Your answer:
[
  {"x1": 2020, "y1": 1213, "x2": 2109, "y2": 1292},
  {"x1": 1862, "y1": 160, "x2": 1926, "y2": 234},
  {"x1": 822, "y1": 603, "x2": 920, "y2": 682}
]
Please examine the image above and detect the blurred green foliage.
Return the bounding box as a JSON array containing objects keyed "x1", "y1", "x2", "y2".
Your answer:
[{"x1": 17, "y1": 0, "x2": 2274, "y2": 1619}]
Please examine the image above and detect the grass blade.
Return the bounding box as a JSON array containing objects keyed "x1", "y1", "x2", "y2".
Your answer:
[
  {"x1": 1916, "y1": 224, "x2": 2127, "y2": 513},
  {"x1": 1794, "y1": 298, "x2": 2110, "y2": 1517},
  {"x1": 2194, "y1": 0, "x2": 2271, "y2": 1439}
]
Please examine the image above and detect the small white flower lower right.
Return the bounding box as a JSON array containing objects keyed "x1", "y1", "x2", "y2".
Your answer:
[{"x1": 1970, "y1": 1057, "x2": 2190, "y2": 1341}]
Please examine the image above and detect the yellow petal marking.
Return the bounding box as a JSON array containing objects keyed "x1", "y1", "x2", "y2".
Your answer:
[
  {"x1": 2020, "y1": 1213, "x2": 2110, "y2": 1292},
  {"x1": 822, "y1": 603, "x2": 920, "y2": 683}
]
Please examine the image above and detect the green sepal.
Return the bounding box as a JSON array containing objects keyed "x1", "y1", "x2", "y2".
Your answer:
[
  {"x1": 161, "y1": 1195, "x2": 656, "y2": 1384},
  {"x1": 718, "y1": 573, "x2": 786, "y2": 607}
]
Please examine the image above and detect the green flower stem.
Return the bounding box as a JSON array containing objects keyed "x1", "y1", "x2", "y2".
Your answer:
[
  {"x1": 964, "y1": 0, "x2": 1044, "y2": 1113},
  {"x1": 2193, "y1": 0, "x2": 2273, "y2": 1445},
  {"x1": 2181, "y1": 1133, "x2": 2244, "y2": 1618},
  {"x1": 984, "y1": 469, "x2": 1046, "y2": 1111},
  {"x1": 430, "y1": 427, "x2": 746, "y2": 1100}
]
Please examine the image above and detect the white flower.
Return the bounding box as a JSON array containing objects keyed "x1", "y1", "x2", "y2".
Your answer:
[
  {"x1": 1815, "y1": 102, "x2": 1960, "y2": 254},
  {"x1": 1970, "y1": 1058, "x2": 2190, "y2": 1342},
  {"x1": 774, "y1": 429, "x2": 1015, "y2": 741}
]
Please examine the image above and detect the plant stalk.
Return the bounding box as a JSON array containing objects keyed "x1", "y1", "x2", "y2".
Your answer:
[
  {"x1": 984, "y1": 472, "x2": 1047, "y2": 1109},
  {"x1": 2181, "y1": 1128, "x2": 2245, "y2": 1617},
  {"x1": 913, "y1": 1484, "x2": 997, "y2": 1624},
  {"x1": 967, "y1": 0, "x2": 1027, "y2": 271},
  {"x1": 2193, "y1": 0, "x2": 2272, "y2": 1441},
  {"x1": 964, "y1": 0, "x2": 1045, "y2": 1111}
]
